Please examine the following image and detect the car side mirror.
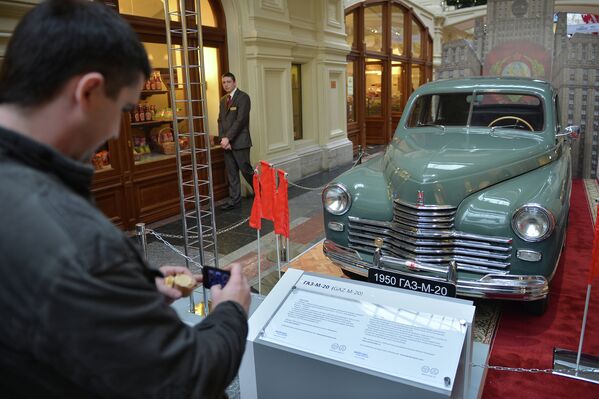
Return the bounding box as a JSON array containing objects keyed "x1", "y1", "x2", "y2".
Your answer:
[{"x1": 556, "y1": 125, "x2": 580, "y2": 139}]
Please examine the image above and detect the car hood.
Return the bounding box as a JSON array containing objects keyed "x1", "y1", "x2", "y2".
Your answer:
[{"x1": 383, "y1": 130, "x2": 555, "y2": 206}]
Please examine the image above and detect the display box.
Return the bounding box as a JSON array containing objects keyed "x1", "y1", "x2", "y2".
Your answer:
[{"x1": 240, "y1": 269, "x2": 476, "y2": 399}]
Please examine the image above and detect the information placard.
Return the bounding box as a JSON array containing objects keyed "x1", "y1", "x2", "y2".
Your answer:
[{"x1": 260, "y1": 283, "x2": 467, "y2": 390}]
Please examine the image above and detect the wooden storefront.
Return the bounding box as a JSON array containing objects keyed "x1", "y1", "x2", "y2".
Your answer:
[
  {"x1": 344, "y1": 0, "x2": 434, "y2": 152},
  {"x1": 93, "y1": 0, "x2": 229, "y2": 230}
]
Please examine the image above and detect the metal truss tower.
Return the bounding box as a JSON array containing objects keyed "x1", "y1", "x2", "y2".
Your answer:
[{"x1": 164, "y1": 0, "x2": 219, "y2": 312}]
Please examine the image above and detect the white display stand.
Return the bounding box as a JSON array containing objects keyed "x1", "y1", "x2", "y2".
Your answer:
[{"x1": 239, "y1": 268, "x2": 476, "y2": 399}]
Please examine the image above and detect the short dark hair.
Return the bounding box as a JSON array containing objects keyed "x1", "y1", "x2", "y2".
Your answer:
[
  {"x1": 0, "y1": 0, "x2": 151, "y2": 107},
  {"x1": 222, "y1": 72, "x2": 236, "y2": 81}
]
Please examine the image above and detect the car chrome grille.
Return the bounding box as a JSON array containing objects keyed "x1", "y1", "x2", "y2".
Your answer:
[{"x1": 347, "y1": 200, "x2": 513, "y2": 275}]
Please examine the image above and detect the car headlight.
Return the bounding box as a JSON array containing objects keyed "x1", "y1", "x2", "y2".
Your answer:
[
  {"x1": 322, "y1": 183, "x2": 351, "y2": 215},
  {"x1": 511, "y1": 204, "x2": 555, "y2": 242}
]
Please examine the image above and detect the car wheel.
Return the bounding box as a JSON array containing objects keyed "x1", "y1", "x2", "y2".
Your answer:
[{"x1": 524, "y1": 294, "x2": 549, "y2": 316}]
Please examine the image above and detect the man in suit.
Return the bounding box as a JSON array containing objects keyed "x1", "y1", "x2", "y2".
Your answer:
[{"x1": 218, "y1": 72, "x2": 253, "y2": 210}]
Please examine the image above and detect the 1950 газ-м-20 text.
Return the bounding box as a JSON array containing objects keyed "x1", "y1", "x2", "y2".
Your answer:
[{"x1": 322, "y1": 77, "x2": 579, "y2": 315}]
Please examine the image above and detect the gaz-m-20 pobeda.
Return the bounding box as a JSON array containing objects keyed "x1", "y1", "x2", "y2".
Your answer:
[{"x1": 323, "y1": 77, "x2": 579, "y2": 315}]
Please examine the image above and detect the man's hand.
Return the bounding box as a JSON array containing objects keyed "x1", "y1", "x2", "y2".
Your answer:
[
  {"x1": 210, "y1": 263, "x2": 251, "y2": 315},
  {"x1": 220, "y1": 137, "x2": 232, "y2": 150},
  {"x1": 155, "y1": 266, "x2": 202, "y2": 304}
]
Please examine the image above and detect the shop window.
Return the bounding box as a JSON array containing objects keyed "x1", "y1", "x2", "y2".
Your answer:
[
  {"x1": 200, "y1": 0, "x2": 217, "y2": 26},
  {"x1": 391, "y1": 6, "x2": 405, "y2": 56},
  {"x1": 117, "y1": 42, "x2": 219, "y2": 166},
  {"x1": 291, "y1": 64, "x2": 303, "y2": 140},
  {"x1": 391, "y1": 63, "x2": 404, "y2": 113},
  {"x1": 347, "y1": 61, "x2": 356, "y2": 123},
  {"x1": 345, "y1": 12, "x2": 355, "y2": 48},
  {"x1": 366, "y1": 61, "x2": 383, "y2": 116},
  {"x1": 411, "y1": 65, "x2": 421, "y2": 92},
  {"x1": 92, "y1": 142, "x2": 112, "y2": 171},
  {"x1": 364, "y1": 5, "x2": 383, "y2": 53},
  {"x1": 118, "y1": 0, "x2": 216, "y2": 26},
  {"x1": 203, "y1": 47, "x2": 221, "y2": 142},
  {"x1": 411, "y1": 19, "x2": 422, "y2": 59},
  {"x1": 129, "y1": 42, "x2": 183, "y2": 166},
  {"x1": 119, "y1": 0, "x2": 180, "y2": 20}
]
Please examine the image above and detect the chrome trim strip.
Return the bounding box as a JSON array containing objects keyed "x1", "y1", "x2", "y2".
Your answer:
[
  {"x1": 348, "y1": 225, "x2": 511, "y2": 252},
  {"x1": 349, "y1": 234, "x2": 511, "y2": 257},
  {"x1": 457, "y1": 263, "x2": 510, "y2": 275},
  {"x1": 394, "y1": 198, "x2": 456, "y2": 211},
  {"x1": 394, "y1": 212, "x2": 455, "y2": 221},
  {"x1": 323, "y1": 240, "x2": 547, "y2": 301},
  {"x1": 348, "y1": 216, "x2": 513, "y2": 244},
  {"x1": 349, "y1": 242, "x2": 511, "y2": 269}
]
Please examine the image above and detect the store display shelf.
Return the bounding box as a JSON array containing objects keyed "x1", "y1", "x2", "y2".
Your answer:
[
  {"x1": 140, "y1": 90, "x2": 167, "y2": 98},
  {"x1": 134, "y1": 152, "x2": 176, "y2": 165},
  {"x1": 131, "y1": 120, "x2": 171, "y2": 127},
  {"x1": 93, "y1": 165, "x2": 114, "y2": 173}
]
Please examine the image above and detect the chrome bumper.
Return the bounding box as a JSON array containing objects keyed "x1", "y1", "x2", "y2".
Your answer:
[{"x1": 323, "y1": 239, "x2": 549, "y2": 301}]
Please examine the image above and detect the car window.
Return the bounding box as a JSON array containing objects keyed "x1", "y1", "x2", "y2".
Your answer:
[
  {"x1": 470, "y1": 93, "x2": 544, "y2": 131},
  {"x1": 407, "y1": 93, "x2": 470, "y2": 127},
  {"x1": 406, "y1": 92, "x2": 545, "y2": 132}
]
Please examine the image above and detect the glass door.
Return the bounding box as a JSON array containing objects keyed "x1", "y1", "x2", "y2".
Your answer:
[{"x1": 365, "y1": 58, "x2": 387, "y2": 144}]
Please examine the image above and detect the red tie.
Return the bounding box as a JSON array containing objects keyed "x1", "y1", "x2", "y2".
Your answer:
[{"x1": 226, "y1": 95, "x2": 232, "y2": 108}]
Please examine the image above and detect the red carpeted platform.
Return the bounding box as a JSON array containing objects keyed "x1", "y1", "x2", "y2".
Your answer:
[{"x1": 482, "y1": 179, "x2": 599, "y2": 398}]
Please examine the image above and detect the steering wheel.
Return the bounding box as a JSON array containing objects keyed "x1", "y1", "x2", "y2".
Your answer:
[{"x1": 488, "y1": 116, "x2": 534, "y2": 131}]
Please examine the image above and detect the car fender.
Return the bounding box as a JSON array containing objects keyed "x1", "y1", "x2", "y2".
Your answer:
[{"x1": 455, "y1": 145, "x2": 571, "y2": 277}]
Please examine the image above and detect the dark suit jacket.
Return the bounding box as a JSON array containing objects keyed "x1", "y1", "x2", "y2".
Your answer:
[{"x1": 217, "y1": 89, "x2": 252, "y2": 150}]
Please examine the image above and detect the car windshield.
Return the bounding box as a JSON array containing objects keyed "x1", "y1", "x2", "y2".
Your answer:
[{"x1": 406, "y1": 92, "x2": 544, "y2": 132}]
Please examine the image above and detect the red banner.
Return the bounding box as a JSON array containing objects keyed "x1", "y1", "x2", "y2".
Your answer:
[
  {"x1": 259, "y1": 161, "x2": 275, "y2": 222},
  {"x1": 249, "y1": 161, "x2": 290, "y2": 238},
  {"x1": 249, "y1": 173, "x2": 262, "y2": 230}
]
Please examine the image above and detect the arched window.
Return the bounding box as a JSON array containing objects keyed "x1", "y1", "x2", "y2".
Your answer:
[{"x1": 345, "y1": 1, "x2": 433, "y2": 150}]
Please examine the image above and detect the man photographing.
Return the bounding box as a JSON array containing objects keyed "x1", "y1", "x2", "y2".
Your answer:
[{"x1": 0, "y1": 1, "x2": 250, "y2": 398}]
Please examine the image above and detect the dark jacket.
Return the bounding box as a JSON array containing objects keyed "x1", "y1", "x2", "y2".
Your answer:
[
  {"x1": 217, "y1": 89, "x2": 252, "y2": 149},
  {"x1": 0, "y1": 126, "x2": 248, "y2": 399}
]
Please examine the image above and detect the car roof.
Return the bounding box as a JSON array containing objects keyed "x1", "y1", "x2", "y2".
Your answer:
[{"x1": 415, "y1": 76, "x2": 553, "y2": 96}]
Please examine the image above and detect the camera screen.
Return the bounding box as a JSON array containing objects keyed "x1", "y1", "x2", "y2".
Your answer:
[{"x1": 203, "y1": 267, "x2": 230, "y2": 288}]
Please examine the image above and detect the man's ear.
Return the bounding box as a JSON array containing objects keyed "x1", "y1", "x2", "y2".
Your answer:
[{"x1": 73, "y1": 72, "x2": 105, "y2": 111}]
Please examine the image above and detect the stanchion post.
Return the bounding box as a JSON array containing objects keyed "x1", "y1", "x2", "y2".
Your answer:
[
  {"x1": 257, "y1": 230, "x2": 261, "y2": 295},
  {"x1": 136, "y1": 223, "x2": 148, "y2": 261},
  {"x1": 276, "y1": 235, "x2": 281, "y2": 279},
  {"x1": 357, "y1": 145, "x2": 363, "y2": 165}
]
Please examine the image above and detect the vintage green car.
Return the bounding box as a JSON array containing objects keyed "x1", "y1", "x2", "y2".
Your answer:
[{"x1": 322, "y1": 77, "x2": 579, "y2": 314}]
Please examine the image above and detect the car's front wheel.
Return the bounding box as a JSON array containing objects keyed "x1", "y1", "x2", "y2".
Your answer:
[
  {"x1": 341, "y1": 268, "x2": 367, "y2": 281},
  {"x1": 524, "y1": 293, "x2": 550, "y2": 316}
]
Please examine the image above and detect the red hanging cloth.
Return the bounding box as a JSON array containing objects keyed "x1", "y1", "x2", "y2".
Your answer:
[{"x1": 260, "y1": 161, "x2": 275, "y2": 221}]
